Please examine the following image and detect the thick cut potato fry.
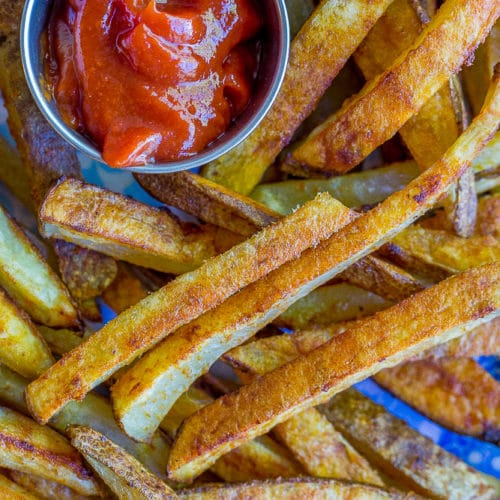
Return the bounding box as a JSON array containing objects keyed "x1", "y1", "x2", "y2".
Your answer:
[
  {"x1": 473, "y1": 132, "x2": 500, "y2": 174},
  {"x1": 201, "y1": 0, "x2": 394, "y2": 194},
  {"x1": 476, "y1": 194, "x2": 500, "y2": 238},
  {"x1": 0, "y1": 203, "x2": 77, "y2": 327},
  {"x1": 0, "y1": 471, "x2": 39, "y2": 500},
  {"x1": 0, "y1": 288, "x2": 53, "y2": 377},
  {"x1": 68, "y1": 426, "x2": 175, "y2": 499},
  {"x1": 168, "y1": 264, "x2": 500, "y2": 481},
  {"x1": 374, "y1": 358, "x2": 500, "y2": 443},
  {"x1": 320, "y1": 389, "x2": 497, "y2": 499},
  {"x1": 37, "y1": 326, "x2": 84, "y2": 357},
  {"x1": 0, "y1": 407, "x2": 100, "y2": 496},
  {"x1": 276, "y1": 283, "x2": 391, "y2": 329},
  {"x1": 291, "y1": 0, "x2": 499, "y2": 174},
  {"x1": 136, "y1": 172, "x2": 279, "y2": 237},
  {"x1": 28, "y1": 193, "x2": 347, "y2": 424},
  {"x1": 40, "y1": 179, "x2": 237, "y2": 274},
  {"x1": 121, "y1": 70, "x2": 500, "y2": 448},
  {"x1": 176, "y1": 478, "x2": 417, "y2": 499}
]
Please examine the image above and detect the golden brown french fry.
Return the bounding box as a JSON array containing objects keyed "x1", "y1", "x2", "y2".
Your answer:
[
  {"x1": 0, "y1": 288, "x2": 53, "y2": 377},
  {"x1": 463, "y1": 22, "x2": 500, "y2": 115},
  {"x1": 114, "y1": 68, "x2": 500, "y2": 446},
  {"x1": 0, "y1": 471, "x2": 39, "y2": 500},
  {"x1": 27, "y1": 193, "x2": 348, "y2": 425},
  {"x1": 176, "y1": 478, "x2": 416, "y2": 499},
  {"x1": 40, "y1": 179, "x2": 238, "y2": 274},
  {"x1": 320, "y1": 389, "x2": 497, "y2": 499},
  {"x1": 135, "y1": 172, "x2": 279, "y2": 237},
  {"x1": 290, "y1": 0, "x2": 499, "y2": 174},
  {"x1": 168, "y1": 264, "x2": 500, "y2": 481},
  {"x1": 473, "y1": 132, "x2": 500, "y2": 174},
  {"x1": 476, "y1": 193, "x2": 500, "y2": 238},
  {"x1": 8, "y1": 470, "x2": 88, "y2": 500},
  {"x1": 374, "y1": 357, "x2": 500, "y2": 442},
  {"x1": 0, "y1": 406, "x2": 100, "y2": 496},
  {"x1": 0, "y1": 203, "x2": 78, "y2": 327},
  {"x1": 201, "y1": 0, "x2": 394, "y2": 194},
  {"x1": 275, "y1": 283, "x2": 391, "y2": 329},
  {"x1": 68, "y1": 426, "x2": 176, "y2": 499}
]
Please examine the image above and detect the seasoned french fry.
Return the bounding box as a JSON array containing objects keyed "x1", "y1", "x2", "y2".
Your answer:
[
  {"x1": 275, "y1": 283, "x2": 391, "y2": 329},
  {"x1": 320, "y1": 389, "x2": 498, "y2": 499},
  {"x1": 201, "y1": 0, "x2": 394, "y2": 194},
  {"x1": 115, "y1": 69, "x2": 500, "y2": 446},
  {"x1": 472, "y1": 132, "x2": 500, "y2": 174},
  {"x1": 374, "y1": 357, "x2": 500, "y2": 442},
  {"x1": 0, "y1": 471, "x2": 39, "y2": 500},
  {"x1": 37, "y1": 327, "x2": 85, "y2": 357},
  {"x1": 476, "y1": 193, "x2": 500, "y2": 238},
  {"x1": 290, "y1": 0, "x2": 499, "y2": 174},
  {"x1": 136, "y1": 172, "x2": 279, "y2": 237},
  {"x1": 176, "y1": 478, "x2": 416, "y2": 499},
  {"x1": 0, "y1": 406, "x2": 100, "y2": 496},
  {"x1": 0, "y1": 203, "x2": 78, "y2": 327},
  {"x1": 40, "y1": 179, "x2": 238, "y2": 274},
  {"x1": 68, "y1": 426, "x2": 176, "y2": 499},
  {"x1": 168, "y1": 264, "x2": 500, "y2": 481},
  {"x1": 0, "y1": 288, "x2": 53, "y2": 378},
  {"x1": 28, "y1": 193, "x2": 348, "y2": 424}
]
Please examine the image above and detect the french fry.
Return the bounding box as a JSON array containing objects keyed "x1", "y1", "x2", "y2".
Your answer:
[
  {"x1": 0, "y1": 203, "x2": 78, "y2": 327},
  {"x1": 476, "y1": 193, "x2": 500, "y2": 238},
  {"x1": 0, "y1": 406, "x2": 100, "y2": 496},
  {"x1": 135, "y1": 172, "x2": 279, "y2": 237},
  {"x1": 115, "y1": 68, "x2": 500, "y2": 446},
  {"x1": 40, "y1": 179, "x2": 239, "y2": 274},
  {"x1": 472, "y1": 132, "x2": 500, "y2": 175},
  {"x1": 201, "y1": 0, "x2": 394, "y2": 194},
  {"x1": 168, "y1": 264, "x2": 500, "y2": 481},
  {"x1": 275, "y1": 283, "x2": 391, "y2": 329},
  {"x1": 290, "y1": 0, "x2": 499, "y2": 174},
  {"x1": 28, "y1": 193, "x2": 348, "y2": 424},
  {"x1": 374, "y1": 357, "x2": 500, "y2": 442},
  {"x1": 0, "y1": 471, "x2": 39, "y2": 500},
  {"x1": 68, "y1": 426, "x2": 176, "y2": 499},
  {"x1": 9, "y1": 470, "x2": 89, "y2": 500},
  {"x1": 176, "y1": 478, "x2": 417, "y2": 499},
  {"x1": 321, "y1": 389, "x2": 499, "y2": 499},
  {"x1": 0, "y1": 288, "x2": 53, "y2": 378},
  {"x1": 37, "y1": 327, "x2": 86, "y2": 357}
]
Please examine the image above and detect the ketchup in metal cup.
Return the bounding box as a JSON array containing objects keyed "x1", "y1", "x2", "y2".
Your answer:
[{"x1": 46, "y1": 0, "x2": 262, "y2": 167}]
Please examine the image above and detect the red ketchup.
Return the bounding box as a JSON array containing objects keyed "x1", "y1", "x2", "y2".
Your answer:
[{"x1": 47, "y1": 0, "x2": 262, "y2": 166}]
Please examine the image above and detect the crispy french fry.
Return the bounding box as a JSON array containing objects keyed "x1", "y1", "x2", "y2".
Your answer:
[
  {"x1": 0, "y1": 406, "x2": 100, "y2": 496},
  {"x1": 201, "y1": 0, "x2": 394, "y2": 194},
  {"x1": 37, "y1": 327, "x2": 85, "y2": 357},
  {"x1": 374, "y1": 357, "x2": 500, "y2": 442},
  {"x1": 275, "y1": 283, "x2": 391, "y2": 329},
  {"x1": 115, "y1": 68, "x2": 500, "y2": 447},
  {"x1": 472, "y1": 132, "x2": 500, "y2": 174},
  {"x1": 135, "y1": 172, "x2": 279, "y2": 237},
  {"x1": 0, "y1": 288, "x2": 53, "y2": 377},
  {"x1": 290, "y1": 0, "x2": 499, "y2": 174},
  {"x1": 28, "y1": 193, "x2": 348, "y2": 424},
  {"x1": 40, "y1": 179, "x2": 238, "y2": 274},
  {"x1": 168, "y1": 264, "x2": 500, "y2": 481},
  {"x1": 0, "y1": 471, "x2": 39, "y2": 500},
  {"x1": 9, "y1": 470, "x2": 88, "y2": 500},
  {"x1": 321, "y1": 389, "x2": 498, "y2": 499},
  {"x1": 0, "y1": 203, "x2": 78, "y2": 327},
  {"x1": 176, "y1": 478, "x2": 417, "y2": 499},
  {"x1": 68, "y1": 426, "x2": 175, "y2": 499},
  {"x1": 476, "y1": 193, "x2": 500, "y2": 238}
]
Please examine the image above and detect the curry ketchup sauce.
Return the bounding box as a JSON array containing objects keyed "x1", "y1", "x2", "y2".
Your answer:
[{"x1": 47, "y1": 0, "x2": 262, "y2": 166}]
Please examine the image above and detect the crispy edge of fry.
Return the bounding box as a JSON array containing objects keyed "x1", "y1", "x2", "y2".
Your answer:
[
  {"x1": 201, "y1": 0, "x2": 394, "y2": 194},
  {"x1": 168, "y1": 264, "x2": 500, "y2": 481},
  {"x1": 176, "y1": 478, "x2": 416, "y2": 499},
  {"x1": 135, "y1": 171, "x2": 280, "y2": 236},
  {"x1": 27, "y1": 193, "x2": 347, "y2": 424},
  {"x1": 68, "y1": 426, "x2": 176, "y2": 499},
  {"x1": 0, "y1": 406, "x2": 100, "y2": 496},
  {"x1": 0, "y1": 470, "x2": 40, "y2": 500},
  {"x1": 320, "y1": 388, "x2": 497, "y2": 499},
  {"x1": 291, "y1": 0, "x2": 499, "y2": 173},
  {"x1": 0, "y1": 203, "x2": 78, "y2": 328},
  {"x1": 374, "y1": 357, "x2": 500, "y2": 442}
]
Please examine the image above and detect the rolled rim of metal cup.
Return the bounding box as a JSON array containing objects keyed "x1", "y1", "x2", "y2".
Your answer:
[{"x1": 20, "y1": 0, "x2": 290, "y2": 173}]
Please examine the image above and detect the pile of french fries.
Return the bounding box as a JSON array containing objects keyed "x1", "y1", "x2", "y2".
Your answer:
[{"x1": 0, "y1": 0, "x2": 499, "y2": 497}]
